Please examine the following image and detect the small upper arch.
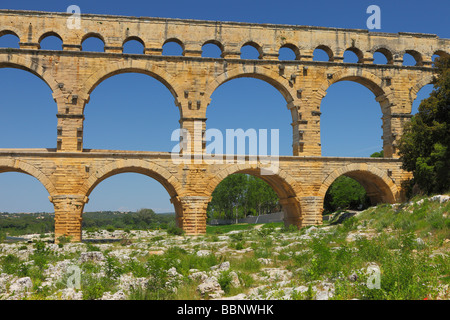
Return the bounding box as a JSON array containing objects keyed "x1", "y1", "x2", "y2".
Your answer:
[
  {"x1": 201, "y1": 40, "x2": 224, "y2": 58},
  {"x1": 240, "y1": 41, "x2": 263, "y2": 59},
  {"x1": 0, "y1": 30, "x2": 20, "y2": 48},
  {"x1": 344, "y1": 47, "x2": 364, "y2": 63},
  {"x1": 81, "y1": 32, "x2": 105, "y2": 44},
  {"x1": 279, "y1": 43, "x2": 300, "y2": 60},
  {"x1": 372, "y1": 46, "x2": 394, "y2": 65},
  {"x1": 38, "y1": 31, "x2": 64, "y2": 50},
  {"x1": 313, "y1": 45, "x2": 334, "y2": 61},
  {"x1": 123, "y1": 36, "x2": 145, "y2": 48},
  {"x1": 402, "y1": 49, "x2": 423, "y2": 66},
  {"x1": 122, "y1": 36, "x2": 145, "y2": 54},
  {"x1": 162, "y1": 38, "x2": 185, "y2": 56},
  {"x1": 38, "y1": 31, "x2": 63, "y2": 45},
  {"x1": 433, "y1": 50, "x2": 450, "y2": 59},
  {"x1": 81, "y1": 32, "x2": 105, "y2": 52},
  {"x1": 0, "y1": 29, "x2": 20, "y2": 38}
]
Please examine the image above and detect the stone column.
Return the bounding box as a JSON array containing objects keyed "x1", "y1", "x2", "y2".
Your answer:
[
  {"x1": 261, "y1": 46, "x2": 279, "y2": 60},
  {"x1": 178, "y1": 117, "x2": 206, "y2": 156},
  {"x1": 288, "y1": 100, "x2": 322, "y2": 156},
  {"x1": 221, "y1": 43, "x2": 241, "y2": 59},
  {"x1": 183, "y1": 43, "x2": 203, "y2": 57},
  {"x1": 177, "y1": 196, "x2": 210, "y2": 235},
  {"x1": 381, "y1": 113, "x2": 413, "y2": 158},
  {"x1": 50, "y1": 194, "x2": 88, "y2": 242},
  {"x1": 299, "y1": 196, "x2": 323, "y2": 227},
  {"x1": 54, "y1": 92, "x2": 87, "y2": 152},
  {"x1": 279, "y1": 197, "x2": 303, "y2": 229},
  {"x1": 56, "y1": 114, "x2": 84, "y2": 152}
]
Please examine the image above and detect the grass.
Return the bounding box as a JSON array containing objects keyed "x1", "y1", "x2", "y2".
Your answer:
[
  {"x1": 206, "y1": 223, "x2": 254, "y2": 234},
  {"x1": 0, "y1": 195, "x2": 449, "y2": 300}
]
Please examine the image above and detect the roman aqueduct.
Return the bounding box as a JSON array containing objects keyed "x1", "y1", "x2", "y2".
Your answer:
[{"x1": 0, "y1": 10, "x2": 449, "y2": 241}]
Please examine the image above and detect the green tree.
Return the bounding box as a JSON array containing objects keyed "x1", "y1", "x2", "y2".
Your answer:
[
  {"x1": 398, "y1": 56, "x2": 450, "y2": 194},
  {"x1": 207, "y1": 174, "x2": 279, "y2": 220},
  {"x1": 324, "y1": 176, "x2": 369, "y2": 213},
  {"x1": 247, "y1": 176, "x2": 279, "y2": 216},
  {"x1": 370, "y1": 150, "x2": 384, "y2": 158}
]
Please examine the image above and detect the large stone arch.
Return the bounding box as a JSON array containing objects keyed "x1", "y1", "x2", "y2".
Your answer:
[
  {"x1": 80, "y1": 59, "x2": 183, "y2": 112},
  {"x1": 205, "y1": 163, "x2": 305, "y2": 228},
  {"x1": 204, "y1": 65, "x2": 296, "y2": 105},
  {"x1": 317, "y1": 68, "x2": 392, "y2": 103},
  {"x1": 79, "y1": 159, "x2": 184, "y2": 199},
  {"x1": 409, "y1": 73, "x2": 436, "y2": 108},
  {"x1": 0, "y1": 159, "x2": 57, "y2": 196},
  {"x1": 0, "y1": 54, "x2": 59, "y2": 94},
  {"x1": 318, "y1": 163, "x2": 399, "y2": 206},
  {"x1": 79, "y1": 158, "x2": 185, "y2": 230}
]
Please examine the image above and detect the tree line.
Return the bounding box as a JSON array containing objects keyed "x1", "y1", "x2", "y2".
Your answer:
[{"x1": 207, "y1": 174, "x2": 280, "y2": 220}]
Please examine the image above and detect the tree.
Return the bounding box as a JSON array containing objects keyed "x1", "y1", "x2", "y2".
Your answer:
[
  {"x1": 370, "y1": 150, "x2": 384, "y2": 158},
  {"x1": 323, "y1": 176, "x2": 369, "y2": 213},
  {"x1": 398, "y1": 56, "x2": 450, "y2": 194},
  {"x1": 207, "y1": 174, "x2": 279, "y2": 220}
]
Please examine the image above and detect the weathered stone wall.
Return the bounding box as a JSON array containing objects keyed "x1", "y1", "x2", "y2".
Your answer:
[
  {"x1": 0, "y1": 150, "x2": 411, "y2": 241},
  {"x1": 0, "y1": 10, "x2": 446, "y2": 241}
]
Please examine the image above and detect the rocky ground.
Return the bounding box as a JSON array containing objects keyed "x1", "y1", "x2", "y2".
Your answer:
[{"x1": 0, "y1": 195, "x2": 449, "y2": 300}]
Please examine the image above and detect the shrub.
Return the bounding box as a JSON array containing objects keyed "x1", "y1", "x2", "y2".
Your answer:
[
  {"x1": 218, "y1": 271, "x2": 233, "y2": 294},
  {"x1": 1, "y1": 254, "x2": 20, "y2": 274},
  {"x1": 167, "y1": 222, "x2": 184, "y2": 236}
]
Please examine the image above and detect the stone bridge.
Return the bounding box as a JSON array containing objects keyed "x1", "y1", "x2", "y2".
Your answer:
[{"x1": 0, "y1": 10, "x2": 448, "y2": 241}]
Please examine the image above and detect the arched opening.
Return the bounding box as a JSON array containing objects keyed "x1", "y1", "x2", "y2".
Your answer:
[
  {"x1": 278, "y1": 44, "x2": 299, "y2": 61},
  {"x1": 202, "y1": 41, "x2": 223, "y2": 58},
  {"x1": 403, "y1": 50, "x2": 423, "y2": 66},
  {"x1": 0, "y1": 170, "x2": 54, "y2": 240},
  {"x1": 313, "y1": 45, "x2": 333, "y2": 62},
  {"x1": 0, "y1": 32, "x2": 20, "y2": 48},
  {"x1": 320, "y1": 81, "x2": 383, "y2": 157},
  {"x1": 343, "y1": 48, "x2": 363, "y2": 63},
  {"x1": 373, "y1": 48, "x2": 393, "y2": 65},
  {"x1": 207, "y1": 173, "x2": 281, "y2": 223},
  {"x1": 373, "y1": 52, "x2": 388, "y2": 64},
  {"x1": 83, "y1": 72, "x2": 179, "y2": 151},
  {"x1": 0, "y1": 171, "x2": 53, "y2": 214},
  {"x1": 162, "y1": 39, "x2": 184, "y2": 56},
  {"x1": 240, "y1": 42, "x2": 262, "y2": 59},
  {"x1": 39, "y1": 32, "x2": 63, "y2": 50},
  {"x1": 321, "y1": 168, "x2": 396, "y2": 215},
  {"x1": 207, "y1": 167, "x2": 301, "y2": 228},
  {"x1": 432, "y1": 50, "x2": 449, "y2": 67},
  {"x1": 412, "y1": 83, "x2": 434, "y2": 115},
  {"x1": 323, "y1": 176, "x2": 370, "y2": 214},
  {"x1": 83, "y1": 172, "x2": 177, "y2": 237},
  {"x1": 0, "y1": 67, "x2": 56, "y2": 148},
  {"x1": 81, "y1": 33, "x2": 105, "y2": 52},
  {"x1": 123, "y1": 37, "x2": 145, "y2": 54},
  {"x1": 206, "y1": 77, "x2": 292, "y2": 156}
]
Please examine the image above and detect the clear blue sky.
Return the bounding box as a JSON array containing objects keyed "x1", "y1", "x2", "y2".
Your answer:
[{"x1": 0, "y1": 0, "x2": 448, "y2": 214}]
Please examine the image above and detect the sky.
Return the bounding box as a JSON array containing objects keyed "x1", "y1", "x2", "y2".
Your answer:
[{"x1": 0, "y1": 0, "x2": 448, "y2": 214}]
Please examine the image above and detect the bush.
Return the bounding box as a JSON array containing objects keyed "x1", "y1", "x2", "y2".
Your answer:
[
  {"x1": 218, "y1": 271, "x2": 233, "y2": 294},
  {"x1": 167, "y1": 222, "x2": 184, "y2": 236},
  {"x1": 1, "y1": 254, "x2": 20, "y2": 274}
]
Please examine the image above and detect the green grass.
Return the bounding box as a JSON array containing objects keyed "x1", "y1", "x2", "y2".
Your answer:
[
  {"x1": 0, "y1": 195, "x2": 448, "y2": 300},
  {"x1": 206, "y1": 223, "x2": 254, "y2": 234}
]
